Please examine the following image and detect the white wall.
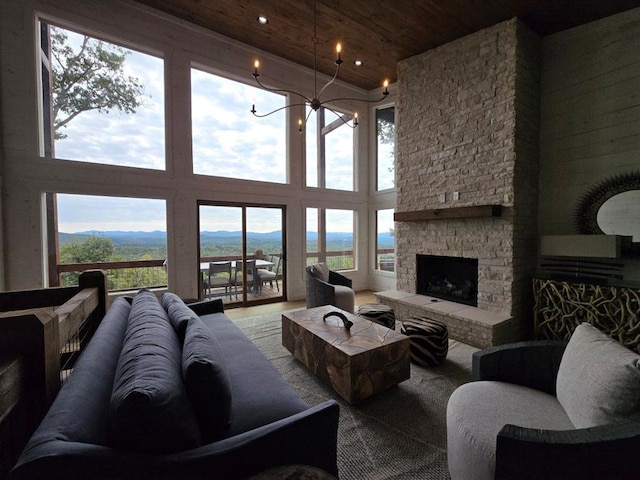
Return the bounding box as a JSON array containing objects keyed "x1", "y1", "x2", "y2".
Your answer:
[
  {"x1": 539, "y1": 7, "x2": 640, "y2": 283},
  {"x1": 0, "y1": 0, "x2": 394, "y2": 298}
]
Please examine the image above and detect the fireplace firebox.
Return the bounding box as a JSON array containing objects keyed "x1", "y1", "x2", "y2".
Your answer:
[{"x1": 416, "y1": 254, "x2": 478, "y2": 306}]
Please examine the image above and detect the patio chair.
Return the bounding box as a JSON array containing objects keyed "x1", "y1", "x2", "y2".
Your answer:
[
  {"x1": 203, "y1": 261, "x2": 233, "y2": 299},
  {"x1": 234, "y1": 259, "x2": 257, "y2": 296},
  {"x1": 257, "y1": 255, "x2": 282, "y2": 293}
]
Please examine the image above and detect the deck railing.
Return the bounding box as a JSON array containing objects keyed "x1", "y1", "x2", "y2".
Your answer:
[
  {"x1": 57, "y1": 259, "x2": 167, "y2": 291},
  {"x1": 55, "y1": 248, "x2": 395, "y2": 292}
]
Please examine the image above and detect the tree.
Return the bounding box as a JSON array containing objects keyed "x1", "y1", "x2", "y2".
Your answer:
[
  {"x1": 60, "y1": 236, "x2": 115, "y2": 264},
  {"x1": 50, "y1": 26, "x2": 144, "y2": 139},
  {"x1": 59, "y1": 236, "x2": 115, "y2": 286}
]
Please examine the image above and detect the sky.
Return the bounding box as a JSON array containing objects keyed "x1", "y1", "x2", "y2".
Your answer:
[{"x1": 51, "y1": 25, "x2": 381, "y2": 234}]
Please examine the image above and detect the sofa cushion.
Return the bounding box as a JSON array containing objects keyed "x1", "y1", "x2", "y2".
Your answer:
[
  {"x1": 110, "y1": 290, "x2": 201, "y2": 453},
  {"x1": 183, "y1": 316, "x2": 233, "y2": 439},
  {"x1": 198, "y1": 311, "x2": 310, "y2": 438},
  {"x1": 556, "y1": 322, "x2": 640, "y2": 428},
  {"x1": 309, "y1": 262, "x2": 329, "y2": 282}
]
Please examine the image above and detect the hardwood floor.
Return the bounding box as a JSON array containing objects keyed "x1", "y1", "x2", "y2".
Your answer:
[{"x1": 224, "y1": 290, "x2": 378, "y2": 320}]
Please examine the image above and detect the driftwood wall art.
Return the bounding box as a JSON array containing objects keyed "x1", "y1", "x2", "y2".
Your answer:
[{"x1": 533, "y1": 278, "x2": 640, "y2": 353}]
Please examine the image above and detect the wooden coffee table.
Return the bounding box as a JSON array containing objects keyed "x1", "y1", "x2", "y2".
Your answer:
[{"x1": 282, "y1": 305, "x2": 410, "y2": 404}]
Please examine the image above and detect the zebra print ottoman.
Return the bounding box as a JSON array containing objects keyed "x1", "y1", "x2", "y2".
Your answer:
[
  {"x1": 400, "y1": 317, "x2": 448, "y2": 366},
  {"x1": 356, "y1": 303, "x2": 396, "y2": 330}
]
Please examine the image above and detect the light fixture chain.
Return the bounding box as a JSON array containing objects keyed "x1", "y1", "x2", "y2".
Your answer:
[{"x1": 313, "y1": 0, "x2": 318, "y2": 99}]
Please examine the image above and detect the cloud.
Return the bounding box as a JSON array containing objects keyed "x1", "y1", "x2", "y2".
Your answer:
[
  {"x1": 191, "y1": 69, "x2": 286, "y2": 182},
  {"x1": 199, "y1": 205, "x2": 282, "y2": 233},
  {"x1": 49, "y1": 27, "x2": 360, "y2": 235},
  {"x1": 53, "y1": 30, "x2": 165, "y2": 169},
  {"x1": 56, "y1": 194, "x2": 166, "y2": 232}
]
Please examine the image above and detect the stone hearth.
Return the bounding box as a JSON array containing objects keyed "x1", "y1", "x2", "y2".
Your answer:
[{"x1": 375, "y1": 290, "x2": 514, "y2": 349}]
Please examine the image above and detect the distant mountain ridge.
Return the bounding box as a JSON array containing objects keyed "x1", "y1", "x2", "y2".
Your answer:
[{"x1": 59, "y1": 230, "x2": 394, "y2": 248}]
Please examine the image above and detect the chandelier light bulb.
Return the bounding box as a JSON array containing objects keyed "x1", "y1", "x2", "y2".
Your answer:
[{"x1": 249, "y1": 0, "x2": 389, "y2": 130}]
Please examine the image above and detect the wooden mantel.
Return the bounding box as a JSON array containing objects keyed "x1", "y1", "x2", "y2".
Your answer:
[{"x1": 394, "y1": 205, "x2": 502, "y2": 222}]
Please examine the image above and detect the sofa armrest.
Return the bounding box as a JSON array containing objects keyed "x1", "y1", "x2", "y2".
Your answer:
[
  {"x1": 495, "y1": 422, "x2": 640, "y2": 480},
  {"x1": 181, "y1": 399, "x2": 340, "y2": 478},
  {"x1": 187, "y1": 299, "x2": 224, "y2": 316},
  {"x1": 328, "y1": 270, "x2": 352, "y2": 288},
  {"x1": 472, "y1": 340, "x2": 567, "y2": 394},
  {"x1": 11, "y1": 400, "x2": 340, "y2": 480}
]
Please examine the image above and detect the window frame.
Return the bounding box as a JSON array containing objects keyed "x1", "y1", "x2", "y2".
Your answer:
[
  {"x1": 306, "y1": 106, "x2": 357, "y2": 191},
  {"x1": 37, "y1": 19, "x2": 167, "y2": 170}
]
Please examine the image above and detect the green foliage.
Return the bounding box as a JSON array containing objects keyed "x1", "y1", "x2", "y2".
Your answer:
[
  {"x1": 377, "y1": 117, "x2": 395, "y2": 146},
  {"x1": 59, "y1": 236, "x2": 168, "y2": 289},
  {"x1": 50, "y1": 26, "x2": 144, "y2": 140},
  {"x1": 60, "y1": 236, "x2": 114, "y2": 286},
  {"x1": 60, "y1": 236, "x2": 114, "y2": 263}
]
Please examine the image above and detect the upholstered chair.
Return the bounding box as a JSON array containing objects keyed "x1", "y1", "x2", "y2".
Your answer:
[
  {"x1": 446, "y1": 323, "x2": 640, "y2": 480},
  {"x1": 305, "y1": 262, "x2": 355, "y2": 313}
]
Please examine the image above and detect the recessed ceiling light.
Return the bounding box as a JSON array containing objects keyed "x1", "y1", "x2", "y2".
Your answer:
[
  {"x1": 257, "y1": 15, "x2": 268, "y2": 25},
  {"x1": 354, "y1": 60, "x2": 363, "y2": 66}
]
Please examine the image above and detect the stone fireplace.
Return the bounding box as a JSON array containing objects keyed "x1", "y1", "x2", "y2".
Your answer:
[
  {"x1": 388, "y1": 18, "x2": 541, "y2": 344},
  {"x1": 417, "y1": 254, "x2": 478, "y2": 306}
]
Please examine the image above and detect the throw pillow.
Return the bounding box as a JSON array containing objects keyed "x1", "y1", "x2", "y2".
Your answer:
[
  {"x1": 310, "y1": 262, "x2": 329, "y2": 282},
  {"x1": 182, "y1": 316, "x2": 233, "y2": 439},
  {"x1": 161, "y1": 291, "x2": 198, "y2": 340},
  {"x1": 110, "y1": 289, "x2": 201, "y2": 453},
  {"x1": 556, "y1": 322, "x2": 640, "y2": 428}
]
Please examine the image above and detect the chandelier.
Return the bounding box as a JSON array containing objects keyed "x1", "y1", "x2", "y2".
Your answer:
[{"x1": 250, "y1": 0, "x2": 389, "y2": 133}]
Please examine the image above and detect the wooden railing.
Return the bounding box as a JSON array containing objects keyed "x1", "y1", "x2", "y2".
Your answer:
[
  {"x1": 0, "y1": 270, "x2": 108, "y2": 479},
  {"x1": 56, "y1": 259, "x2": 166, "y2": 291}
]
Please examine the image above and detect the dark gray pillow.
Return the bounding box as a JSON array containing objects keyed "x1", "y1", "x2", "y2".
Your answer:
[
  {"x1": 183, "y1": 316, "x2": 233, "y2": 439},
  {"x1": 110, "y1": 289, "x2": 201, "y2": 453},
  {"x1": 161, "y1": 291, "x2": 196, "y2": 340},
  {"x1": 309, "y1": 262, "x2": 329, "y2": 282}
]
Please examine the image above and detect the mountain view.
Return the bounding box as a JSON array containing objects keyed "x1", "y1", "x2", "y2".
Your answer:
[{"x1": 59, "y1": 230, "x2": 395, "y2": 261}]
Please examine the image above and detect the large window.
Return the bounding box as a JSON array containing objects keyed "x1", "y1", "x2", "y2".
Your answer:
[
  {"x1": 51, "y1": 194, "x2": 167, "y2": 290},
  {"x1": 39, "y1": 23, "x2": 165, "y2": 169},
  {"x1": 191, "y1": 68, "x2": 286, "y2": 183},
  {"x1": 306, "y1": 107, "x2": 355, "y2": 191},
  {"x1": 375, "y1": 209, "x2": 395, "y2": 272},
  {"x1": 376, "y1": 106, "x2": 396, "y2": 190},
  {"x1": 306, "y1": 207, "x2": 355, "y2": 270}
]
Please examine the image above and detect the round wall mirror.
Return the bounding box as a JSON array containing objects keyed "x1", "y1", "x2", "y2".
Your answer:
[
  {"x1": 576, "y1": 172, "x2": 640, "y2": 257},
  {"x1": 596, "y1": 190, "x2": 640, "y2": 241}
]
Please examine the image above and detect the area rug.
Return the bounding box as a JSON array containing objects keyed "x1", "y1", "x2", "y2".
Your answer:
[{"x1": 231, "y1": 310, "x2": 479, "y2": 480}]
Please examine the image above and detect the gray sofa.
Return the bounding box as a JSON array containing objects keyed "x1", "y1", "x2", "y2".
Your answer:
[
  {"x1": 11, "y1": 291, "x2": 339, "y2": 480},
  {"x1": 447, "y1": 323, "x2": 640, "y2": 480}
]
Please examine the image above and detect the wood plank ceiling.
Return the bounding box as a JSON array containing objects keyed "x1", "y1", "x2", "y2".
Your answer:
[{"x1": 133, "y1": 0, "x2": 640, "y2": 90}]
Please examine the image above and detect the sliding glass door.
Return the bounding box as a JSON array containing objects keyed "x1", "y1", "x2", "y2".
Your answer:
[{"x1": 198, "y1": 202, "x2": 285, "y2": 306}]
